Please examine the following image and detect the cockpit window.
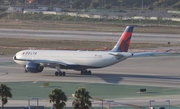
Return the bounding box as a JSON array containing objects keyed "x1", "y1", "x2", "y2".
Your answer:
[{"x1": 13, "y1": 56, "x2": 17, "y2": 60}]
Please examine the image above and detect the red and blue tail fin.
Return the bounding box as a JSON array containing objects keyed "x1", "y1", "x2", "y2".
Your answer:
[{"x1": 111, "y1": 26, "x2": 134, "y2": 52}]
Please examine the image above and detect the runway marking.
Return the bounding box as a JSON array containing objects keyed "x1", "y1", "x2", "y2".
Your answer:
[
  {"x1": 0, "y1": 72, "x2": 8, "y2": 76},
  {"x1": 33, "y1": 81, "x2": 38, "y2": 83},
  {"x1": 78, "y1": 83, "x2": 92, "y2": 86},
  {"x1": 163, "y1": 88, "x2": 179, "y2": 90}
]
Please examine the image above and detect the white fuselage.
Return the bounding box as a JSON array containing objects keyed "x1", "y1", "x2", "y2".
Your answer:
[{"x1": 14, "y1": 50, "x2": 133, "y2": 69}]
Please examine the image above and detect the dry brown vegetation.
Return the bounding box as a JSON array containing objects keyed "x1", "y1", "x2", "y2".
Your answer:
[{"x1": 0, "y1": 38, "x2": 177, "y2": 55}]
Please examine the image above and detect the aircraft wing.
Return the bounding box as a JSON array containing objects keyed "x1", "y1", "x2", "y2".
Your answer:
[{"x1": 133, "y1": 49, "x2": 171, "y2": 57}]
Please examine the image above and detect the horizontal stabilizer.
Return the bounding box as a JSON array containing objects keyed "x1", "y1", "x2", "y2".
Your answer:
[
  {"x1": 109, "y1": 52, "x2": 133, "y2": 57},
  {"x1": 133, "y1": 49, "x2": 172, "y2": 57}
]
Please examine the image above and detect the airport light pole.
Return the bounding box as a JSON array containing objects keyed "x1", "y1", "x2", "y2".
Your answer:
[
  {"x1": 25, "y1": 0, "x2": 26, "y2": 7},
  {"x1": 149, "y1": 100, "x2": 155, "y2": 108},
  {"x1": 104, "y1": 0, "x2": 106, "y2": 8},
  {"x1": 65, "y1": 0, "x2": 66, "y2": 8},
  {"x1": 166, "y1": 100, "x2": 170, "y2": 109},
  {"x1": 70, "y1": 0, "x2": 72, "y2": 8},
  {"x1": 102, "y1": 99, "x2": 103, "y2": 109},
  {"x1": 28, "y1": 97, "x2": 39, "y2": 109},
  {"x1": 141, "y1": 0, "x2": 144, "y2": 12},
  {"x1": 106, "y1": 100, "x2": 114, "y2": 109},
  {"x1": 102, "y1": 0, "x2": 103, "y2": 9}
]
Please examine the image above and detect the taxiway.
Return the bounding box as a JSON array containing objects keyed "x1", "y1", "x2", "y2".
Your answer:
[{"x1": 0, "y1": 28, "x2": 179, "y2": 44}]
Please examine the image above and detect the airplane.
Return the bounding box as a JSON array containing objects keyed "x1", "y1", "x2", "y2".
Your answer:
[{"x1": 13, "y1": 26, "x2": 164, "y2": 76}]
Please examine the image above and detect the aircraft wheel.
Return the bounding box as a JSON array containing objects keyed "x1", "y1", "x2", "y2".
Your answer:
[
  {"x1": 81, "y1": 70, "x2": 86, "y2": 75},
  {"x1": 55, "y1": 71, "x2": 59, "y2": 76},
  {"x1": 84, "y1": 71, "x2": 87, "y2": 75},
  {"x1": 62, "y1": 72, "x2": 66, "y2": 76},
  {"x1": 81, "y1": 70, "x2": 83, "y2": 75},
  {"x1": 88, "y1": 70, "x2": 91, "y2": 75},
  {"x1": 59, "y1": 72, "x2": 62, "y2": 76}
]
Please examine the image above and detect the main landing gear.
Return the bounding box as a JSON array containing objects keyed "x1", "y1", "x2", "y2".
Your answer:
[
  {"x1": 55, "y1": 71, "x2": 66, "y2": 76},
  {"x1": 55, "y1": 66, "x2": 66, "y2": 76},
  {"x1": 54, "y1": 66, "x2": 92, "y2": 76},
  {"x1": 81, "y1": 69, "x2": 92, "y2": 75}
]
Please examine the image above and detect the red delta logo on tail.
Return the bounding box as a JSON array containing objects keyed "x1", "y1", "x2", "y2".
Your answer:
[
  {"x1": 119, "y1": 27, "x2": 133, "y2": 52},
  {"x1": 111, "y1": 26, "x2": 134, "y2": 52}
]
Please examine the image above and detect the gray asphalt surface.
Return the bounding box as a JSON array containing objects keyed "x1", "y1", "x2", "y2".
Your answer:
[
  {"x1": 0, "y1": 28, "x2": 179, "y2": 44},
  {"x1": 0, "y1": 28, "x2": 180, "y2": 107},
  {"x1": 0, "y1": 56, "x2": 180, "y2": 87},
  {"x1": 0, "y1": 55, "x2": 180, "y2": 107}
]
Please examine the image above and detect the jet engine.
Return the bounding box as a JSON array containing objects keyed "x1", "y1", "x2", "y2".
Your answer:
[{"x1": 26, "y1": 62, "x2": 44, "y2": 73}]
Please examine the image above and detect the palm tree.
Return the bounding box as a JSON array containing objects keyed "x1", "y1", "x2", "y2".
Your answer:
[
  {"x1": 72, "y1": 87, "x2": 92, "y2": 109},
  {"x1": 0, "y1": 84, "x2": 12, "y2": 109},
  {"x1": 49, "y1": 88, "x2": 67, "y2": 109}
]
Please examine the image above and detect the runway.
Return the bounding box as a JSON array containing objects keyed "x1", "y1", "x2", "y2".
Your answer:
[
  {"x1": 0, "y1": 28, "x2": 180, "y2": 107},
  {"x1": 0, "y1": 28, "x2": 179, "y2": 44}
]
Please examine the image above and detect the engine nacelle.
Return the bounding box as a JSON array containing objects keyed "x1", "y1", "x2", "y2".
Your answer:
[{"x1": 26, "y1": 62, "x2": 44, "y2": 73}]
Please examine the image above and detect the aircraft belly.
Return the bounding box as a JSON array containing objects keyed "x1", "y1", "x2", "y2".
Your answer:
[
  {"x1": 72, "y1": 56, "x2": 120, "y2": 68},
  {"x1": 14, "y1": 60, "x2": 27, "y2": 65},
  {"x1": 101, "y1": 57, "x2": 120, "y2": 67}
]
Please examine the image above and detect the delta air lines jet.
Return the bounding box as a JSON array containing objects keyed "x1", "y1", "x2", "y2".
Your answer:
[{"x1": 13, "y1": 26, "x2": 140, "y2": 76}]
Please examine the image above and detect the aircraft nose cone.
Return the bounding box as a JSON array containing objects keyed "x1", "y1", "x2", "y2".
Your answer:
[{"x1": 13, "y1": 55, "x2": 17, "y2": 60}]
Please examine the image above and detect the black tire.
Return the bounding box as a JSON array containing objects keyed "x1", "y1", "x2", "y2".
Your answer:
[
  {"x1": 59, "y1": 72, "x2": 62, "y2": 76},
  {"x1": 88, "y1": 70, "x2": 91, "y2": 75},
  {"x1": 81, "y1": 70, "x2": 84, "y2": 75},
  {"x1": 62, "y1": 72, "x2": 66, "y2": 76},
  {"x1": 55, "y1": 71, "x2": 59, "y2": 76},
  {"x1": 84, "y1": 71, "x2": 88, "y2": 75}
]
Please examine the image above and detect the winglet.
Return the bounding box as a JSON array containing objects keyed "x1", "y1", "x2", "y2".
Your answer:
[
  {"x1": 165, "y1": 49, "x2": 172, "y2": 53},
  {"x1": 111, "y1": 26, "x2": 134, "y2": 52}
]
